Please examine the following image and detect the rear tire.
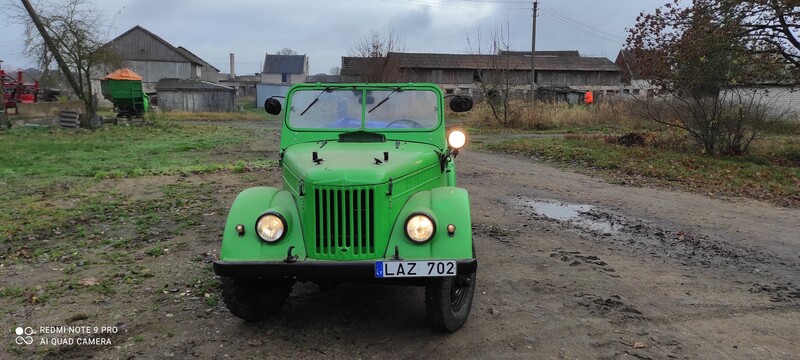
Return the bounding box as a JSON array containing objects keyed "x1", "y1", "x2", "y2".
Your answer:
[
  {"x1": 425, "y1": 271, "x2": 476, "y2": 332},
  {"x1": 220, "y1": 277, "x2": 292, "y2": 322}
]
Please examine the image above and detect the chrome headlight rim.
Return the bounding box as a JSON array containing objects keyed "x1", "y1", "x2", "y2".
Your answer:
[
  {"x1": 404, "y1": 212, "x2": 436, "y2": 244},
  {"x1": 255, "y1": 212, "x2": 287, "y2": 243}
]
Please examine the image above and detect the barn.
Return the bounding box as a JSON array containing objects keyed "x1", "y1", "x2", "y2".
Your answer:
[
  {"x1": 95, "y1": 26, "x2": 220, "y2": 95},
  {"x1": 155, "y1": 79, "x2": 235, "y2": 112},
  {"x1": 341, "y1": 51, "x2": 621, "y2": 103}
]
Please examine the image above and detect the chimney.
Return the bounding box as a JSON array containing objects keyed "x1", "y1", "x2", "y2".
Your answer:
[{"x1": 229, "y1": 53, "x2": 235, "y2": 80}]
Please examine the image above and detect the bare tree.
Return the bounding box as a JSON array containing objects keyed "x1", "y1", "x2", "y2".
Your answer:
[
  {"x1": 9, "y1": 0, "x2": 116, "y2": 125},
  {"x1": 329, "y1": 66, "x2": 341, "y2": 76},
  {"x1": 348, "y1": 29, "x2": 406, "y2": 82},
  {"x1": 276, "y1": 48, "x2": 298, "y2": 55},
  {"x1": 466, "y1": 23, "x2": 528, "y2": 127}
]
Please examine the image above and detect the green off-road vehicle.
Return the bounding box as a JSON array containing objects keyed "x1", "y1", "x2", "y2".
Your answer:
[{"x1": 213, "y1": 83, "x2": 476, "y2": 332}]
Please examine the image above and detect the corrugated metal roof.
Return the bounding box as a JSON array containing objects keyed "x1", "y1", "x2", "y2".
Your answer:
[
  {"x1": 387, "y1": 52, "x2": 619, "y2": 72},
  {"x1": 103, "y1": 25, "x2": 216, "y2": 69},
  {"x1": 340, "y1": 57, "x2": 381, "y2": 76},
  {"x1": 155, "y1": 78, "x2": 235, "y2": 91},
  {"x1": 498, "y1": 50, "x2": 581, "y2": 57},
  {"x1": 263, "y1": 54, "x2": 306, "y2": 74},
  {"x1": 176, "y1": 46, "x2": 219, "y2": 72}
]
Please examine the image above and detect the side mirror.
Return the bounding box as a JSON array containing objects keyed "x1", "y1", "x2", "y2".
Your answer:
[
  {"x1": 264, "y1": 98, "x2": 282, "y2": 115},
  {"x1": 449, "y1": 95, "x2": 473, "y2": 112}
]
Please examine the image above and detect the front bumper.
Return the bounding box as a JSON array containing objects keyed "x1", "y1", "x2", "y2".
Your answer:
[{"x1": 213, "y1": 258, "x2": 478, "y2": 279}]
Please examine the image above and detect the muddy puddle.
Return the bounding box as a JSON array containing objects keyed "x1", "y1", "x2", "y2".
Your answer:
[
  {"x1": 508, "y1": 196, "x2": 800, "y2": 302},
  {"x1": 513, "y1": 198, "x2": 617, "y2": 235}
]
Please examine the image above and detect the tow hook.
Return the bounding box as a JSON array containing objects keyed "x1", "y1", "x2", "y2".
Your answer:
[
  {"x1": 284, "y1": 246, "x2": 298, "y2": 263},
  {"x1": 455, "y1": 275, "x2": 471, "y2": 288}
]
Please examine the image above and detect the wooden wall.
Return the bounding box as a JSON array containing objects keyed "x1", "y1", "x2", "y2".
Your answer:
[{"x1": 158, "y1": 90, "x2": 235, "y2": 112}]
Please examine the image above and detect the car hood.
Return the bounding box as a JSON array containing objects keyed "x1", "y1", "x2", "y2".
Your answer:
[{"x1": 283, "y1": 141, "x2": 442, "y2": 186}]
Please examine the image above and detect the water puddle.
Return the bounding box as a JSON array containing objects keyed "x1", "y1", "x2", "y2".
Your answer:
[
  {"x1": 526, "y1": 201, "x2": 593, "y2": 221},
  {"x1": 514, "y1": 198, "x2": 618, "y2": 235}
]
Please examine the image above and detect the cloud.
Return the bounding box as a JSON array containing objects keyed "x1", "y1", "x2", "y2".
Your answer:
[{"x1": 0, "y1": 0, "x2": 669, "y2": 74}]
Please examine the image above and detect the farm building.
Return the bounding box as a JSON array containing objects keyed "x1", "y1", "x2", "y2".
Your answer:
[
  {"x1": 94, "y1": 25, "x2": 220, "y2": 95},
  {"x1": 219, "y1": 53, "x2": 260, "y2": 96},
  {"x1": 261, "y1": 54, "x2": 309, "y2": 84},
  {"x1": 614, "y1": 50, "x2": 659, "y2": 97},
  {"x1": 341, "y1": 51, "x2": 622, "y2": 103},
  {"x1": 220, "y1": 73, "x2": 260, "y2": 96},
  {"x1": 155, "y1": 79, "x2": 235, "y2": 112}
]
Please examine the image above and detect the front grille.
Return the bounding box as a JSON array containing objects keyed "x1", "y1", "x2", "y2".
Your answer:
[{"x1": 313, "y1": 187, "x2": 375, "y2": 257}]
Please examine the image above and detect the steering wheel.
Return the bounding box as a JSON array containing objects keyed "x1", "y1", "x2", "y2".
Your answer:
[{"x1": 385, "y1": 119, "x2": 424, "y2": 128}]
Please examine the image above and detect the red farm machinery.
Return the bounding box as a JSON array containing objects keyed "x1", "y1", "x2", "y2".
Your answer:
[{"x1": 2, "y1": 68, "x2": 40, "y2": 115}]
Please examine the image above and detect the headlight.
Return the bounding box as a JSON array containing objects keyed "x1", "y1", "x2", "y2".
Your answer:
[
  {"x1": 405, "y1": 213, "x2": 435, "y2": 243},
  {"x1": 448, "y1": 130, "x2": 466, "y2": 149},
  {"x1": 255, "y1": 213, "x2": 286, "y2": 242}
]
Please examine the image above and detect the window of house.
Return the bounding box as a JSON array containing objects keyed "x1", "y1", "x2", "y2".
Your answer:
[
  {"x1": 632, "y1": 89, "x2": 641, "y2": 95},
  {"x1": 459, "y1": 87, "x2": 470, "y2": 96},
  {"x1": 473, "y1": 70, "x2": 482, "y2": 82},
  {"x1": 623, "y1": 89, "x2": 630, "y2": 95},
  {"x1": 281, "y1": 73, "x2": 290, "y2": 83},
  {"x1": 445, "y1": 88, "x2": 455, "y2": 95}
]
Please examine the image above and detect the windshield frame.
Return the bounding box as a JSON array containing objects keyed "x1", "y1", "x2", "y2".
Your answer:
[{"x1": 284, "y1": 84, "x2": 443, "y2": 132}]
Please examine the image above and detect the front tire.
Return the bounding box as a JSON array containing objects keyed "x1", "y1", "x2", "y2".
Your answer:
[
  {"x1": 220, "y1": 277, "x2": 293, "y2": 322},
  {"x1": 425, "y1": 271, "x2": 476, "y2": 332}
]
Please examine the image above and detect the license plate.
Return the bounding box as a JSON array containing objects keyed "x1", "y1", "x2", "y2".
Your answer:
[{"x1": 374, "y1": 260, "x2": 456, "y2": 278}]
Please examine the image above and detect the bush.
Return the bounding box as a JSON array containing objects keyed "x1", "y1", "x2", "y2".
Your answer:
[
  {"x1": 465, "y1": 100, "x2": 657, "y2": 132},
  {"x1": 628, "y1": 89, "x2": 783, "y2": 155}
]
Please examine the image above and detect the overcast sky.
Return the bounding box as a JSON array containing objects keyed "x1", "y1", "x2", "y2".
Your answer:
[{"x1": 0, "y1": 0, "x2": 670, "y2": 75}]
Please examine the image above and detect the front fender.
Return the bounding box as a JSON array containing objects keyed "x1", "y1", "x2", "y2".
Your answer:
[
  {"x1": 220, "y1": 187, "x2": 306, "y2": 261},
  {"x1": 384, "y1": 187, "x2": 473, "y2": 260}
]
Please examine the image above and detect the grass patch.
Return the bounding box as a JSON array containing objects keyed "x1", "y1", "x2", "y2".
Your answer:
[
  {"x1": 145, "y1": 246, "x2": 164, "y2": 257},
  {"x1": 0, "y1": 123, "x2": 267, "y2": 179},
  {"x1": 464, "y1": 101, "x2": 662, "y2": 133},
  {"x1": 482, "y1": 135, "x2": 800, "y2": 207},
  {"x1": 153, "y1": 110, "x2": 265, "y2": 122},
  {"x1": 0, "y1": 122, "x2": 273, "y2": 248}
]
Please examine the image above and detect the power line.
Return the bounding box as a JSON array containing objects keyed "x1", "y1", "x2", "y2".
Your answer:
[
  {"x1": 539, "y1": 8, "x2": 626, "y2": 43},
  {"x1": 380, "y1": 0, "x2": 526, "y2": 11},
  {"x1": 539, "y1": 4, "x2": 626, "y2": 42}
]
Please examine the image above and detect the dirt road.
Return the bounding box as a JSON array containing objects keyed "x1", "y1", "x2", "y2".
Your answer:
[{"x1": 4, "y1": 134, "x2": 799, "y2": 359}]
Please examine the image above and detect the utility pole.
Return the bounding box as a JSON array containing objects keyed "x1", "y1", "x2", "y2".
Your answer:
[{"x1": 530, "y1": 0, "x2": 538, "y2": 104}]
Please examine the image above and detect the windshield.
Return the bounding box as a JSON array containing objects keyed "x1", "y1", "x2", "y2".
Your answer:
[{"x1": 288, "y1": 88, "x2": 439, "y2": 130}]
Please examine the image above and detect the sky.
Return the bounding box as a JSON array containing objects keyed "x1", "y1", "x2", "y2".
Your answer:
[{"x1": 0, "y1": 0, "x2": 670, "y2": 75}]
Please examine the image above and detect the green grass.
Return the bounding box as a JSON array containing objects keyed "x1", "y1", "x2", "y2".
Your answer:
[
  {"x1": 145, "y1": 246, "x2": 164, "y2": 257},
  {"x1": 482, "y1": 136, "x2": 800, "y2": 207},
  {"x1": 0, "y1": 124, "x2": 264, "y2": 179},
  {"x1": 0, "y1": 123, "x2": 274, "y2": 245}
]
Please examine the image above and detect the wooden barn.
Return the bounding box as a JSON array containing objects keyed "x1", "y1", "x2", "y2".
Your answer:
[
  {"x1": 341, "y1": 51, "x2": 621, "y2": 102},
  {"x1": 95, "y1": 26, "x2": 219, "y2": 94},
  {"x1": 155, "y1": 79, "x2": 235, "y2": 112}
]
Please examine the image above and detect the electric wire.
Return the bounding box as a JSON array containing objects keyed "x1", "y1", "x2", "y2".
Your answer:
[{"x1": 539, "y1": 4, "x2": 627, "y2": 42}]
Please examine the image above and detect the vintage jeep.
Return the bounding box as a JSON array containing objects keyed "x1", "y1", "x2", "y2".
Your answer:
[{"x1": 213, "y1": 83, "x2": 476, "y2": 332}]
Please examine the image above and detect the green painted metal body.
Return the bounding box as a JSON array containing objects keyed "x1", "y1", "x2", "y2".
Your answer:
[
  {"x1": 100, "y1": 79, "x2": 149, "y2": 116},
  {"x1": 219, "y1": 83, "x2": 471, "y2": 269}
]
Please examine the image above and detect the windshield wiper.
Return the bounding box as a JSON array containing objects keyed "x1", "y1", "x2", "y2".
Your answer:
[
  {"x1": 300, "y1": 87, "x2": 330, "y2": 116},
  {"x1": 368, "y1": 87, "x2": 401, "y2": 113}
]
